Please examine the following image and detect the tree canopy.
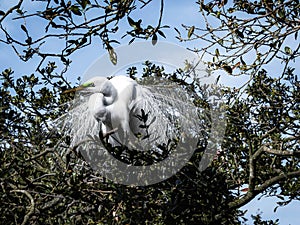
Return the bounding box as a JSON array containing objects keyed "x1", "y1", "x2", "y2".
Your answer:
[{"x1": 0, "y1": 1, "x2": 299, "y2": 224}]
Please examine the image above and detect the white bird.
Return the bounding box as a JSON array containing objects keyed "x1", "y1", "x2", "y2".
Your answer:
[
  {"x1": 84, "y1": 76, "x2": 137, "y2": 138},
  {"x1": 58, "y1": 75, "x2": 204, "y2": 153}
]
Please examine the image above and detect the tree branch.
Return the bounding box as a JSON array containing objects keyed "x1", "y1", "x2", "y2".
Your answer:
[
  {"x1": 261, "y1": 146, "x2": 300, "y2": 157},
  {"x1": 256, "y1": 170, "x2": 300, "y2": 192},
  {"x1": 0, "y1": 0, "x2": 24, "y2": 23},
  {"x1": 229, "y1": 170, "x2": 300, "y2": 209},
  {"x1": 10, "y1": 189, "x2": 35, "y2": 225}
]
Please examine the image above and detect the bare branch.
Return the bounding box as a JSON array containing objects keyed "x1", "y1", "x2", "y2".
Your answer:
[{"x1": 0, "y1": 0, "x2": 24, "y2": 23}]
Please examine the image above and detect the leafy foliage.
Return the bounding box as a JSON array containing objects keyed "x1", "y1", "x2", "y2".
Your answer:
[
  {"x1": 1, "y1": 61, "x2": 299, "y2": 224},
  {"x1": 0, "y1": 0, "x2": 299, "y2": 224}
]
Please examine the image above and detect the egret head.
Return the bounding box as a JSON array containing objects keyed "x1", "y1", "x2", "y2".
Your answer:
[{"x1": 64, "y1": 77, "x2": 117, "y2": 106}]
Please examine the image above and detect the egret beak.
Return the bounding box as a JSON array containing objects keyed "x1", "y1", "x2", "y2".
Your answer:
[{"x1": 62, "y1": 81, "x2": 94, "y2": 94}]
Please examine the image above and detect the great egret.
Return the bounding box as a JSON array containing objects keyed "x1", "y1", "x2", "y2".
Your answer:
[
  {"x1": 59, "y1": 75, "x2": 205, "y2": 153},
  {"x1": 78, "y1": 76, "x2": 138, "y2": 143}
]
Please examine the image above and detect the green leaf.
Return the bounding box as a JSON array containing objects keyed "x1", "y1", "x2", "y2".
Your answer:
[
  {"x1": 67, "y1": 39, "x2": 78, "y2": 45},
  {"x1": 215, "y1": 48, "x2": 220, "y2": 57},
  {"x1": 284, "y1": 46, "x2": 292, "y2": 55},
  {"x1": 77, "y1": 0, "x2": 90, "y2": 9},
  {"x1": 235, "y1": 30, "x2": 244, "y2": 38},
  {"x1": 152, "y1": 33, "x2": 158, "y2": 45},
  {"x1": 215, "y1": 11, "x2": 221, "y2": 19},
  {"x1": 278, "y1": 9, "x2": 285, "y2": 18},
  {"x1": 21, "y1": 24, "x2": 28, "y2": 33},
  {"x1": 217, "y1": 39, "x2": 223, "y2": 45},
  {"x1": 174, "y1": 27, "x2": 181, "y2": 35},
  {"x1": 222, "y1": 64, "x2": 232, "y2": 74},
  {"x1": 228, "y1": 8, "x2": 235, "y2": 13},
  {"x1": 16, "y1": 9, "x2": 23, "y2": 15},
  {"x1": 129, "y1": 38, "x2": 135, "y2": 45},
  {"x1": 201, "y1": 3, "x2": 209, "y2": 12},
  {"x1": 70, "y1": 5, "x2": 82, "y2": 16},
  {"x1": 128, "y1": 17, "x2": 135, "y2": 27},
  {"x1": 157, "y1": 30, "x2": 166, "y2": 38},
  {"x1": 108, "y1": 48, "x2": 117, "y2": 65},
  {"x1": 188, "y1": 26, "x2": 195, "y2": 39}
]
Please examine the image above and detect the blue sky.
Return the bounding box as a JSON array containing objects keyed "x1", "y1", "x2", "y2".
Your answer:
[{"x1": 1, "y1": 1, "x2": 299, "y2": 224}]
